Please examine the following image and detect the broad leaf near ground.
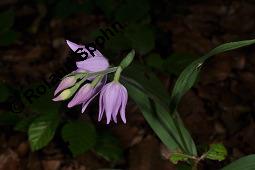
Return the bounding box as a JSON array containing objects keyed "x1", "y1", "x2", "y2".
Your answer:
[
  {"x1": 170, "y1": 153, "x2": 189, "y2": 164},
  {"x1": 61, "y1": 121, "x2": 97, "y2": 156},
  {"x1": 95, "y1": 131, "x2": 123, "y2": 161},
  {"x1": 206, "y1": 143, "x2": 227, "y2": 161},
  {"x1": 28, "y1": 112, "x2": 60, "y2": 151}
]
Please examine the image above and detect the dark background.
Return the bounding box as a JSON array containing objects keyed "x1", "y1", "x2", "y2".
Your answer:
[{"x1": 1, "y1": 0, "x2": 255, "y2": 169}]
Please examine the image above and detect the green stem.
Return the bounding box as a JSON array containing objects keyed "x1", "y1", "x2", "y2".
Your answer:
[
  {"x1": 114, "y1": 67, "x2": 122, "y2": 82},
  {"x1": 76, "y1": 76, "x2": 87, "y2": 86},
  {"x1": 91, "y1": 76, "x2": 102, "y2": 87},
  {"x1": 174, "y1": 153, "x2": 196, "y2": 160},
  {"x1": 62, "y1": 67, "x2": 118, "y2": 80}
]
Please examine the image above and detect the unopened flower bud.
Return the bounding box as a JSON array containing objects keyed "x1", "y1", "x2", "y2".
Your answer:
[{"x1": 54, "y1": 76, "x2": 77, "y2": 96}]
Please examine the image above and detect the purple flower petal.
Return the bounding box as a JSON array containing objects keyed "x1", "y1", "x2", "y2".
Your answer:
[
  {"x1": 76, "y1": 57, "x2": 109, "y2": 72},
  {"x1": 103, "y1": 84, "x2": 114, "y2": 124},
  {"x1": 52, "y1": 95, "x2": 62, "y2": 101},
  {"x1": 81, "y1": 97, "x2": 94, "y2": 113},
  {"x1": 120, "y1": 86, "x2": 128, "y2": 123},
  {"x1": 66, "y1": 40, "x2": 85, "y2": 53},
  {"x1": 75, "y1": 68, "x2": 86, "y2": 73},
  {"x1": 66, "y1": 40, "x2": 104, "y2": 58},
  {"x1": 67, "y1": 84, "x2": 93, "y2": 108},
  {"x1": 98, "y1": 82, "x2": 129, "y2": 124},
  {"x1": 104, "y1": 83, "x2": 122, "y2": 124},
  {"x1": 98, "y1": 87, "x2": 106, "y2": 121},
  {"x1": 81, "y1": 76, "x2": 107, "y2": 113},
  {"x1": 52, "y1": 94, "x2": 63, "y2": 101},
  {"x1": 111, "y1": 93, "x2": 121, "y2": 123}
]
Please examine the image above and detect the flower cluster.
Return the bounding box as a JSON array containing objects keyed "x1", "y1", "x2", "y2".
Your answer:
[{"x1": 53, "y1": 40, "x2": 134, "y2": 124}]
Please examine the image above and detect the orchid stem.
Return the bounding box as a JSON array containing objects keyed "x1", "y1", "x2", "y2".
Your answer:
[
  {"x1": 91, "y1": 76, "x2": 102, "y2": 87},
  {"x1": 114, "y1": 67, "x2": 122, "y2": 82}
]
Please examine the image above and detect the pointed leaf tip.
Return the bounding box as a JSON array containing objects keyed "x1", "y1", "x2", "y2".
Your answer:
[{"x1": 120, "y1": 49, "x2": 135, "y2": 69}]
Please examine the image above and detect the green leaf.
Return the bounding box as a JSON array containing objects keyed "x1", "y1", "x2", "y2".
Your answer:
[
  {"x1": 0, "y1": 10, "x2": 15, "y2": 32},
  {"x1": 95, "y1": 131, "x2": 123, "y2": 161},
  {"x1": 170, "y1": 39, "x2": 255, "y2": 112},
  {"x1": 61, "y1": 121, "x2": 97, "y2": 156},
  {"x1": 221, "y1": 154, "x2": 255, "y2": 170},
  {"x1": 123, "y1": 64, "x2": 197, "y2": 156},
  {"x1": 155, "y1": 104, "x2": 197, "y2": 155},
  {"x1": 0, "y1": 83, "x2": 10, "y2": 102},
  {"x1": 170, "y1": 153, "x2": 189, "y2": 164},
  {"x1": 123, "y1": 40, "x2": 255, "y2": 158},
  {"x1": 174, "y1": 113, "x2": 197, "y2": 156},
  {"x1": 63, "y1": 67, "x2": 118, "y2": 80},
  {"x1": 0, "y1": 112, "x2": 20, "y2": 125},
  {"x1": 206, "y1": 144, "x2": 227, "y2": 161},
  {"x1": 120, "y1": 49, "x2": 135, "y2": 69},
  {"x1": 28, "y1": 112, "x2": 60, "y2": 151},
  {"x1": 125, "y1": 83, "x2": 179, "y2": 150},
  {"x1": 0, "y1": 30, "x2": 18, "y2": 46}
]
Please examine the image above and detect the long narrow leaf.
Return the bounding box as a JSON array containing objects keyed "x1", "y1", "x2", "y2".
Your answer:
[
  {"x1": 155, "y1": 103, "x2": 197, "y2": 155},
  {"x1": 124, "y1": 76, "x2": 197, "y2": 155},
  {"x1": 123, "y1": 39, "x2": 255, "y2": 157},
  {"x1": 170, "y1": 39, "x2": 255, "y2": 111},
  {"x1": 122, "y1": 63, "x2": 197, "y2": 155},
  {"x1": 126, "y1": 83, "x2": 179, "y2": 150},
  {"x1": 174, "y1": 113, "x2": 197, "y2": 156}
]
